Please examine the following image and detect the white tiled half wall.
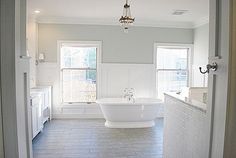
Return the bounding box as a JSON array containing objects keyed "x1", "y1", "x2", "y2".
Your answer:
[{"x1": 164, "y1": 95, "x2": 208, "y2": 158}]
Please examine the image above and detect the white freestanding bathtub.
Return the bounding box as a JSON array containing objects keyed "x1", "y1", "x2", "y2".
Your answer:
[{"x1": 96, "y1": 98, "x2": 162, "y2": 128}]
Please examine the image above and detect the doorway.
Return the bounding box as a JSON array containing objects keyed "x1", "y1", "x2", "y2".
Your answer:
[{"x1": 0, "y1": 0, "x2": 234, "y2": 158}]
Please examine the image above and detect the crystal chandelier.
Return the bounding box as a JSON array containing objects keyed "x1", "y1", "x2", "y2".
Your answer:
[{"x1": 119, "y1": 0, "x2": 135, "y2": 33}]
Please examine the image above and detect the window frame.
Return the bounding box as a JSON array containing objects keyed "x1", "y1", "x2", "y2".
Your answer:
[
  {"x1": 153, "y1": 43, "x2": 193, "y2": 98},
  {"x1": 57, "y1": 40, "x2": 102, "y2": 105}
]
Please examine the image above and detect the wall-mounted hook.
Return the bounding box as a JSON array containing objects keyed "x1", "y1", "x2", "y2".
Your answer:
[
  {"x1": 199, "y1": 62, "x2": 218, "y2": 74},
  {"x1": 199, "y1": 67, "x2": 209, "y2": 74}
]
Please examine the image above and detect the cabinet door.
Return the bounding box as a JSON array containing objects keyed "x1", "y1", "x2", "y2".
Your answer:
[
  {"x1": 44, "y1": 90, "x2": 49, "y2": 108},
  {"x1": 42, "y1": 89, "x2": 50, "y2": 122},
  {"x1": 31, "y1": 106, "x2": 38, "y2": 138},
  {"x1": 37, "y1": 104, "x2": 43, "y2": 132}
]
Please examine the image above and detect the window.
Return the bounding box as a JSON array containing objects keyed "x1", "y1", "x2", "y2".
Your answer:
[
  {"x1": 59, "y1": 41, "x2": 100, "y2": 103},
  {"x1": 156, "y1": 45, "x2": 190, "y2": 100}
]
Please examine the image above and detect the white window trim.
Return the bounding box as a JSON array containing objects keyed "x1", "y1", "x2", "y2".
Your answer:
[
  {"x1": 153, "y1": 43, "x2": 193, "y2": 97},
  {"x1": 57, "y1": 40, "x2": 102, "y2": 106}
]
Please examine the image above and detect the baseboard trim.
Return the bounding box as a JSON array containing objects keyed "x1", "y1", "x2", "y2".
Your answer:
[{"x1": 52, "y1": 113, "x2": 104, "y2": 119}]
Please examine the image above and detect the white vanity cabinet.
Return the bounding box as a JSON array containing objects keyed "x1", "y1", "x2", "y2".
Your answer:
[
  {"x1": 37, "y1": 86, "x2": 52, "y2": 122},
  {"x1": 30, "y1": 93, "x2": 43, "y2": 139},
  {"x1": 30, "y1": 86, "x2": 52, "y2": 139},
  {"x1": 31, "y1": 86, "x2": 52, "y2": 123}
]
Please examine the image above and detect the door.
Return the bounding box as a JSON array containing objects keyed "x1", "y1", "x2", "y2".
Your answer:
[
  {"x1": 31, "y1": 103, "x2": 38, "y2": 139},
  {"x1": 0, "y1": 84, "x2": 4, "y2": 158},
  {"x1": 31, "y1": 103, "x2": 41, "y2": 138},
  {"x1": 206, "y1": 0, "x2": 231, "y2": 157}
]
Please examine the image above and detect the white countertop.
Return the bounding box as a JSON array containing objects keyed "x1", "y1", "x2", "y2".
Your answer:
[
  {"x1": 164, "y1": 92, "x2": 207, "y2": 113},
  {"x1": 30, "y1": 92, "x2": 41, "y2": 99}
]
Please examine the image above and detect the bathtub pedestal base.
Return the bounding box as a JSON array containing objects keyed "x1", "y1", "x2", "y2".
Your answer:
[{"x1": 105, "y1": 120, "x2": 155, "y2": 128}]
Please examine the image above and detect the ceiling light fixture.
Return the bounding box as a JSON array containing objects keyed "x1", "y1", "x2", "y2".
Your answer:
[
  {"x1": 119, "y1": 0, "x2": 135, "y2": 33},
  {"x1": 34, "y1": 10, "x2": 41, "y2": 14}
]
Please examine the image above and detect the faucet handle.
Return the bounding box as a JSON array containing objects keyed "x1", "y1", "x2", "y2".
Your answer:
[{"x1": 129, "y1": 88, "x2": 134, "y2": 93}]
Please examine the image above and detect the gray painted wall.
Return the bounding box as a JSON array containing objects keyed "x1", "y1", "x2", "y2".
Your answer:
[
  {"x1": 38, "y1": 24, "x2": 193, "y2": 63},
  {"x1": 193, "y1": 24, "x2": 209, "y2": 66},
  {"x1": 192, "y1": 23, "x2": 209, "y2": 87}
]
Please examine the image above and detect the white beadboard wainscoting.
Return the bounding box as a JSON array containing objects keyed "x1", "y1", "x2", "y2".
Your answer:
[
  {"x1": 164, "y1": 94, "x2": 208, "y2": 158},
  {"x1": 100, "y1": 63, "x2": 156, "y2": 98},
  {"x1": 36, "y1": 62, "x2": 164, "y2": 119}
]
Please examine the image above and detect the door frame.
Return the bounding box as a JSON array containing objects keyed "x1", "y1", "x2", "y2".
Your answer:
[
  {"x1": 1, "y1": 0, "x2": 33, "y2": 158},
  {"x1": 207, "y1": 0, "x2": 233, "y2": 157},
  {"x1": 0, "y1": 42, "x2": 4, "y2": 158},
  {"x1": 0, "y1": 0, "x2": 19, "y2": 157},
  {"x1": 0, "y1": 0, "x2": 234, "y2": 158},
  {"x1": 223, "y1": 0, "x2": 236, "y2": 157}
]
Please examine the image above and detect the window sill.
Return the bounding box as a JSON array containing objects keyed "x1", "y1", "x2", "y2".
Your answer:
[{"x1": 61, "y1": 102, "x2": 99, "y2": 108}]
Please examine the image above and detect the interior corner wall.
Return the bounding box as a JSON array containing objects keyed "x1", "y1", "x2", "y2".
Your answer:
[
  {"x1": 38, "y1": 24, "x2": 194, "y2": 63},
  {"x1": 192, "y1": 23, "x2": 209, "y2": 87},
  {"x1": 27, "y1": 18, "x2": 38, "y2": 88}
]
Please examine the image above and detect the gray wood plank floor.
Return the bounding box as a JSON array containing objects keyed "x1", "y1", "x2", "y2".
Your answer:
[{"x1": 33, "y1": 119, "x2": 163, "y2": 158}]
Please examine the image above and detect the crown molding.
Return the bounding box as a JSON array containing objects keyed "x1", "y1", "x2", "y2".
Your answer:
[
  {"x1": 36, "y1": 16, "x2": 195, "y2": 29},
  {"x1": 28, "y1": 15, "x2": 37, "y2": 23},
  {"x1": 193, "y1": 16, "x2": 209, "y2": 28}
]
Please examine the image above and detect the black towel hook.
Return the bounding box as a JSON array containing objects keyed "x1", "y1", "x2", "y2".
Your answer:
[{"x1": 199, "y1": 62, "x2": 218, "y2": 74}]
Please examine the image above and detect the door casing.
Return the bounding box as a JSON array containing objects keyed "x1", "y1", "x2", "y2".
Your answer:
[
  {"x1": 223, "y1": 0, "x2": 236, "y2": 157},
  {"x1": 0, "y1": 0, "x2": 19, "y2": 157},
  {"x1": 207, "y1": 0, "x2": 232, "y2": 157},
  {"x1": 1, "y1": 0, "x2": 32, "y2": 158},
  {"x1": 0, "y1": 59, "x2": 4, "y2": 158}
]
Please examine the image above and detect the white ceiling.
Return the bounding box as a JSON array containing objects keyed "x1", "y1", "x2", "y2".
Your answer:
[{"x1": 28, "y1": 0, "x2": 209, "y2": 28}]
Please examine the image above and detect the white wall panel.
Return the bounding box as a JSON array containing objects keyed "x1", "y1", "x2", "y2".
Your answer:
[
  {"x1": 101, "y1": 64, "x2": 155, "y2": 98},
  {"x1": 37, "y1": 63, "x2": 159, "y2": 118}
]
